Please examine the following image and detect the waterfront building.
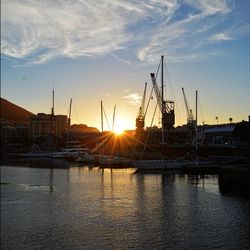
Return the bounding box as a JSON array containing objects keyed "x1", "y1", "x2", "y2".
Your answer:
[
  {"x1": 0, "y1": 119, "x2": 29, "y2": 144},
  {"x1": 1, "y1": 125, "x2": 16, "y2": 143},
  {"x1": 29, "y1": 113, "x2": 67, "y2": 139}
]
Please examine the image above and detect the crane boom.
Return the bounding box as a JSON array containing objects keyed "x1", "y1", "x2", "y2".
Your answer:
[
  {"x1": 182, "y1": 87, "x2": 194, "y2": 126},
  {"x1": 151, "y1": 73, "x2": 173, "y2": 113},
  {"x1": 182, "y1": 87, "x2": 190, "y2": 117},
  {"x1": 151, "y1": 73, "x2": 163, "y2": 112}
]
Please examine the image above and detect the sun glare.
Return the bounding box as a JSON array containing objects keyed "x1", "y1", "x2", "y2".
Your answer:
[
  {"x1": 113, "y1": 119, "x2": 128, "y2": 135},
  {"x1": 113, "y1": 126, "x2": 124, "y2": 135}
]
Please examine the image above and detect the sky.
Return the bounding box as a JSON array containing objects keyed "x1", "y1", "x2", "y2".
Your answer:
[{"x1": 1, "y1": 0, "x2": 250, "y2": 132}]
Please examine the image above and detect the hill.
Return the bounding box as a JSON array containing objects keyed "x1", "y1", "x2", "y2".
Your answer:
[
  {"x1": 70, "y1": 124, "x2": 99, "y2": 133},
  {"x1": 0, "y1": 98, "x2": 34, "y2": 124}
]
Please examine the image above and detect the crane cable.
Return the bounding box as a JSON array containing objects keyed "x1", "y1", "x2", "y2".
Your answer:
[{"x1": 163, "y1": 60, "x2": 183, "y2": 126}]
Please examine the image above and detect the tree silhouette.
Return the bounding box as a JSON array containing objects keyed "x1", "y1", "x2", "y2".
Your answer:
[{"x1": 229, "y1": 117, "x2": 233, "y2": 124}]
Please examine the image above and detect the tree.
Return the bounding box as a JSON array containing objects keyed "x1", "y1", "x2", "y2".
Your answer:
[{"x1": 229, "y1": 118, "x2": 233, "y2": 124}]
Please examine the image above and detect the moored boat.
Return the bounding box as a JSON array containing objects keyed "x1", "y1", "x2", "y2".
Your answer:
[
  {"x1": 99, "y1": 155, "x2": 132, "y2": 167},
  {"x1": 75, "y1": 152, "x2": 98, "y2": 164},
  {"x1": 51, "y1": 147, "x2": 89, "y2": 159},
  {"x1": 132, "y1": 159, "x2": 185, "y2": 170}
]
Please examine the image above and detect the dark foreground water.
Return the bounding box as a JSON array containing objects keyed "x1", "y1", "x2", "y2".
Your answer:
[{"x1": 1, "y1": 159, "x2": 250, "y2": 250}]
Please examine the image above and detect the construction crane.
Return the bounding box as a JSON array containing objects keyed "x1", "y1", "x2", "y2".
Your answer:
[
  {"x1": 136, "y1": 82, "x2": 147, "y2": 132},
  {"x1": 150, "y1": 56, "x2": 175, "y2": 134},
  {"x1": 182, "y1": 87, "x2": 195, "y2": 128}
]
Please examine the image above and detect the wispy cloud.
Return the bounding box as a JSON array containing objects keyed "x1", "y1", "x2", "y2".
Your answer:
[
  {"x1": 208, "y1": 32, "x2": 233, "y2": 41},
  {"x1": 123, "y1": 93, "x2": 142, "y2": 105},
  {"x1": 1, "y1": 0, "x2": 249, "y2": 65},
  {"x1": 1, "y1": 0, "x2": 142, "y2": 63},
  {"x1": 137, "y1": 0, "x2": 236, "y2": 63}
]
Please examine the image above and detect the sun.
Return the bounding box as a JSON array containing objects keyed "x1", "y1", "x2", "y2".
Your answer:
[
  {"x1": 112, "y1": 116, "x2": 134, "y2": 135},
  {"x1": 113, "y1": 126, "x2": 124, "y2": 135},
  {"x1": 113, "y1": 120, "x2": 126, "y2": 135}
]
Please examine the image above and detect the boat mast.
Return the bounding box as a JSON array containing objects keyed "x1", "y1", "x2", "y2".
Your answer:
[
  {"x1": 50, "y1": 87, "x2": 55, "y2": 135},
  {"x1": 68, "y1": 98, "x2": 72, "y2": 130},
  {"x1": 52, "y1": 87, "x2": 55, "y2": 116},
  {"x1": 112, "y1": 104, "x2": 116, "y2": 132},
  {"x1": 195, "y1": 90, "x2": 198, "y2": 161},
  {"x1": 50, "y1": 87, "x2": 55, "y2": 151},
  {"x1": 101, "y1": 100, "x2": 104, "y2": 133},
  {"x1": 161, "y1": 55, "x2": 165, "y2": 144},
  {"x1": 66, "y1": 98, "x2": 72, "y2": 148}
]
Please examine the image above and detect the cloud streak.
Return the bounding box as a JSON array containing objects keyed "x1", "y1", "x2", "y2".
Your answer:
[
  {"x1": 1, "y1": 0, "x2": 249, "y2": 65},
  {"x1": 123, "y1": 93, "x2": 142, "y2": 105}
]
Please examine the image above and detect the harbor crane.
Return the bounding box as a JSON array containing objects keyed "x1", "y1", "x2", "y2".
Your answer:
[
  {"x1": 150, "y1": 56, "x2": 175, "y2": 134},
  {"x1": 136, "y1": 82, "x2": 147, "y2": 133},
  {"x1": 182, "y1": 87, "x2": 195, "y2": 128}
]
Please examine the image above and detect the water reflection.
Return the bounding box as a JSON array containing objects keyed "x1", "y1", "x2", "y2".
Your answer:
[
  {"x1": 1, "y1": 163, "x2": 250, "y2": 250},
  {"x1": 49, "y1": 168, "x2": 54, "y2": 193},
  {"x1": 2, "y1": 157, "x2": 71, "y2": 169}
]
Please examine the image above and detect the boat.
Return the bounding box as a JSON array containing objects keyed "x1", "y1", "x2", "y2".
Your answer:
[
  {"x1": 14, "y1": 147, "x2": 89, "y2": 160},
  {"x1": 51, "y1": 147, "x2": 89, "y2": 159},
  {"x1": 132, "y1": 55, "x2": 182, "y2": 170},
  {"x1": 75, "y1": 152, "x2": 98, "y2": 164},
  {"x1": 99, "y1": 155, "x2": 133, "y2": 167},
  {"x1": 133, "y1": 159, "x2": 187, "y2": 170}
]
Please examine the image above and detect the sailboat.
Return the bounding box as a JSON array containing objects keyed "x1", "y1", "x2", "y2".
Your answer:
[{"x1": 132, "y1": 56, "x2": 186, "y2": 170}]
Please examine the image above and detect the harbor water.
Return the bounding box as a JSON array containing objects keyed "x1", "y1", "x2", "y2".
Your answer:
[{"x1": 1, "y1": 159, "x2": 250, "y2": 250}]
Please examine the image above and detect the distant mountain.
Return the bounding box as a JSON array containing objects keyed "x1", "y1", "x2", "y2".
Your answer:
[
  {"x1": 70, "y1": 124, "x2": 99, "y2": 133},
  {"x1": 0, "y1": 98, "x2": 34, "y2": 124}
]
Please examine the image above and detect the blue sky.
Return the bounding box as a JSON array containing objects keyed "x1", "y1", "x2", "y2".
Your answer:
[{"x1": 1, "y1": 0, "x2": 250, "y2": 131}]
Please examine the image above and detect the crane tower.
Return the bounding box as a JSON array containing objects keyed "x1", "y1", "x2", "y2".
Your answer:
[
  {"x1": 182, "y1": 87, "x2": 195, "y2": 128},
  {"x1": 150, "y1": 56, "x2": 175, "y2": 133},
  {"x1": 136, "y1": 82, "x2": 147, "y2": 133}
]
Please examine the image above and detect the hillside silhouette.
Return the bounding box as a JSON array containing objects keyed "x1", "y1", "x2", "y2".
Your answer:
[
  {"x1": 0, "y1": 98, "x2": 34, "y2": 124},
  {"x1": 70, "y1": 124, "x2": 99, "y2": 133}
]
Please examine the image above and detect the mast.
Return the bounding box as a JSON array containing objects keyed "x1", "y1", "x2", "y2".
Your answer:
[
  {"x1": 66, "y1": 98, "x2": 72, "y2": 148},
  {"x1": 50, "y1": 87, "x2": 55, "y2": 151},
  {"x1": 50, "y1": 87, "x2": 55, "y2": 136},
  {"x1": 68, "y1": 98, "x2": 72, "y2": 130},
  {"x1": 51, "y1": 87, "x2": 55, "y2": 116},
  {"x1": 101, "y1": 101, "x2": 103, "y2": 133},
  {"x1": 112, "y1": 104, "x2": 116, "y2": 132},
  {"x1": 161, "y1": 55, "x2": 165, "y2": 144},
  {"x1": 195, "y1": 90, "x2": 198, "y2": 161}
]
